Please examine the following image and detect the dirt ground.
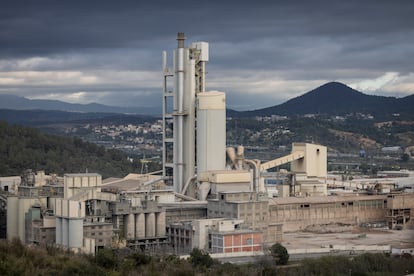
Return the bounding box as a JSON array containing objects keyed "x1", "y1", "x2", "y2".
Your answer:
[{"x1": 283, "y1": 225, "x2": 414, "y2": 250}]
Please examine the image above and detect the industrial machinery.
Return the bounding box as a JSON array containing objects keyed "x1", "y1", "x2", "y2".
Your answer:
[
  {"x1": 162, "y1": 33, "x2": 328, "y2": 200},
  {"x1": 162, "y1": 33, "x2": 226, "y2": 196}
]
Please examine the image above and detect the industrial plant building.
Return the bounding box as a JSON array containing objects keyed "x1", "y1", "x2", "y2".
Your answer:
[{"x1": 2, "y1": 34, "x2": 414, "y2": 257}]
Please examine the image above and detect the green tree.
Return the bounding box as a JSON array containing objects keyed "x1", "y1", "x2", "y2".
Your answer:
[
  {"x1": 189, "y1": 248, "x2": 213, "y2": 268},
  {"x1": 270, "y1": 243, "x2": 289, "y2": 265},
  {"x1": 94, "y1": 248, "x2": 118, "y2": 270},
  {"x1": 401, "y1": 153, "x2": 410, "y2": 162}
]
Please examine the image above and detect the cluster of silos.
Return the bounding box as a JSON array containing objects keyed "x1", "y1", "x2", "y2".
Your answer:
[
  {"x1": 124, "y1": 211, "x2": 166, "y2": 240},
  {"x1": 162, "y1": 33, "x2": 226, "y2": 196}
]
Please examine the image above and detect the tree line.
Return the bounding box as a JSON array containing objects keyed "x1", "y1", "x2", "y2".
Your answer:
[
  {"x1": 0, "y1": 121, "x2": 158, "y2": 178},
  {"x1": 1, "y1": 239, "x2": 413, "y2": 275}
]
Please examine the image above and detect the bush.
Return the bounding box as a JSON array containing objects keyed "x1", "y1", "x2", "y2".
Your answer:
[
  {"x1": 270, "y1": 243, "x2": 289, "y2": 265},
  {"x1": 189, "y1": 248, "x2": 213, "y2": 268},
  {"x1": 95, "y1": 248, "x2": 118, "y2": 270},
  {"x1": 131, "y1": 252, "x2": 151, "y2": 266}
]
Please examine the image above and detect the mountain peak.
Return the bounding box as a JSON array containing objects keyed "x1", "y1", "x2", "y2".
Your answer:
[
  {"x1": 243, "y1": 81, "x2": 412, "y2": 117},
  {"x1": 319, "y1": 81, "x2": 350, "y2": 88}
]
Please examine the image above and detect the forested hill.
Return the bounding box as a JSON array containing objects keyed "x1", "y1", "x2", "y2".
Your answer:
[{"x1": 0, "y1": 121, "x2": 141, "y2": 178}]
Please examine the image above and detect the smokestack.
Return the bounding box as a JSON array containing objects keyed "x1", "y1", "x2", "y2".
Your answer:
[{"x1": 177, "y1": 32, "x2": 185, "y2": 48}]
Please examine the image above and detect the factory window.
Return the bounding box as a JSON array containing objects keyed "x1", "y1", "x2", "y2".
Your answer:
[
  {"x1": 91, "y1": 233, "x2": 95, "y2": 236},
  {"x1": 99, "y1": 232, "x2": 102, "y2": 236},
  {"x1": 246, "y1": 238, "x2": 253, "y2": 245},
  {"x1": 221, "y1": 194, "x2": 225, "y2": 200},
  {"x1": 300, "y1": 204, "x2": 310, "y2": 208},
  {"x1": 99, "y1": 225, "x2": 103, "y2": 229},
  {"x1": 99, "y1": 239, "x2": 103, "y2": 242}
]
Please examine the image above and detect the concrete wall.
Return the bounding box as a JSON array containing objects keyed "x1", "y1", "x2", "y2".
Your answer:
[
  {"x1": 387, "y1": 193, "x2": 414, "y2": 209},
  {"x1": 269, "y1": 197, "x2": 387, "y2": 232},
  {"x1": 83, "y1": 223, "x2": 113, "y2": 247},
  {"x1": 207, "y1": 195, "x2": 270, "y2": 243},
  {"x1": 64, "y1": 173, "x2": 102, "y2": 198},
  {"x1": 7, "y1": 196, "x2": 47, "y2": 242},
  {"x1": 291, "y1": 143, "x2": 327, "y2": 178}
]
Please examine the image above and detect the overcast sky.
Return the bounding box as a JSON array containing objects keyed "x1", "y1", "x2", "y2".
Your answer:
[{"x1": 1, "y1": 0, "x2": 413, "y2": 111}]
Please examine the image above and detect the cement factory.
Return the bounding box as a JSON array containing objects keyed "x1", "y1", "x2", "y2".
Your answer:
[{"x1": 2, "y1": 33, "x2": 414, "y2": 258}]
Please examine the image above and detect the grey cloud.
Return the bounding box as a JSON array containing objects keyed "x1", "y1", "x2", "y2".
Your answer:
[{"x1": 1, "y1": 0, "x2": 414, "y2": 110}]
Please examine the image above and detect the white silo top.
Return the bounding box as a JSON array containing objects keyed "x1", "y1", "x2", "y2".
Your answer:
[{"x1": 197, "y1": 91, "x2": 225, "y2": 110}]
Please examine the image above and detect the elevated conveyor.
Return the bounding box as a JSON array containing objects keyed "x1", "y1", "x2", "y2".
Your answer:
[{"x1": 260, "y1": 151, "x2": 305, "y2": 171}]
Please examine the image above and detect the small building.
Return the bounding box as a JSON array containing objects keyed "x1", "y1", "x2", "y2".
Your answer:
[
  {"x1": 211, "y1": 229, "x2": 263, "y2": 254},
  {"x1": 167, "y1": 218, "x2": 263, "y2": 255}
]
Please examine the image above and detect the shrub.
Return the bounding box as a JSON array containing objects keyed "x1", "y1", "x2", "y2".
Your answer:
[
  {"x1": 189, "y1": 248, "x2": 213, "y2": 268},
  {"x1": 270, "y1": 243, "x2": 289, "y2": 265}
]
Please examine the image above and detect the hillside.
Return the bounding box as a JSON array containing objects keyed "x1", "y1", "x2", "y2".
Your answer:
[
  {"x1": 241, "y1": 82, "x2": 414, "y2": 118},
  {"x1": 226, "y1": 115, "x2": 414, "y2": 159},
  {"x1": 0, "y1": 109, "x2": 156, "y2": 126},
  {"x1": 0, "y1": 121, "x2": 146, "y2": 178},
  {"x1": 2, "y1": 82, "x2": 413, "y2": 119},
  {"x1": 0, "y1": 94, "x2": 160, "y2": 116}
]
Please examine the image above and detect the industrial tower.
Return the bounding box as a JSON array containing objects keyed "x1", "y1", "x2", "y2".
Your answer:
[{"x1": 162, "y1": 33, "x2": 226, "y2": 194}]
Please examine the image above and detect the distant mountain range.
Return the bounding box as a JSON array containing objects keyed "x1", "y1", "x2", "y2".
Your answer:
[
  {"x1": 0, "y1": 109, "x2": 155, "y2": 126},
  {"x1": 0, "y1": 94, "x2": 160, "y2": 116},
  {"x1": 230, "y1": 82, "x2": 414, "y2": 118},
  {"x1": 1, "y1": 82, "x2": 413, "y2": 119}
]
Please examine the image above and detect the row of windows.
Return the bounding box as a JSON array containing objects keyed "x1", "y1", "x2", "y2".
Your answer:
[{"x1": 270, "y1": 200, "x2": 386, "y2": 211}]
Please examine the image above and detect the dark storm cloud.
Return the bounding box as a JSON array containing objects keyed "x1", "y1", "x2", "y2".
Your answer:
[
  {"x1": 2, "y1": 1, "x2": 413, "y2": 54},
  {"x1": 1, "y1": 0, "x2": 414, "y2": 109}
]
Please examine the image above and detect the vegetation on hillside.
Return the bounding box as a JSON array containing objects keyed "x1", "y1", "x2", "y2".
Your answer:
[
  {"x1": 227, "y1": 116, "x2": 414, "y2": 153},
  {"x1": 0, "y1": 121, "x2": 158, "y2": 178},
  {"x1": 0, "y1": 239, "x2": 414, "y2": 275}
]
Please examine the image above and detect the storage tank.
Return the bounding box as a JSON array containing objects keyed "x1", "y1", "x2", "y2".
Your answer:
[
  {"x1": 55, "y1": 217, "x2": 62, "y2": 244},
  {"x1": 62, "y1": 218, "x2": 69, "y2": 247},
  {"x1": 68, "y1": 219, "x2": 83, "y2": 248},
  {"x1": 197, "y1": 91, "x2": 226, "y2": 174}
]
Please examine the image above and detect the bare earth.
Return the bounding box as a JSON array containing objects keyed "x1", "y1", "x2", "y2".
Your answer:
[{"x1": 283, "y1": 226, "x2": 414, "y2": 250}]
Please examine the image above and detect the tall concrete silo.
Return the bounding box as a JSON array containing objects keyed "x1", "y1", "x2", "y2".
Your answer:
[{"x1": 197, "y1": 91, "x2": 226, "y2": 174}]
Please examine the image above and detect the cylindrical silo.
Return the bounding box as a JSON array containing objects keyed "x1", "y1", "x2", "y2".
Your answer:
[
  {"x1": 197, "y1": 91, "x2": 226, "y2": 174},
  {"x1": 68, "y1": 219, "x2": 83, "y2": 248},
  {"x1": 135, "y1": 213, "x2": 145, "y2": 239},
  {"x1": 156, "y1": 212, "x2": 166, "y2": 237},
  {"x1": 145, "y1": 213, "x2": 156, "y2": 237},
  {"x1": 55, "y1": 217, "x2": 62, "y2": 245},
  {"x1": 125, "y1": 213, "x2": 135, "y2": 240},
  {"x1": 62, "y1": 218, "x2": 69, "y2": 247}
]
